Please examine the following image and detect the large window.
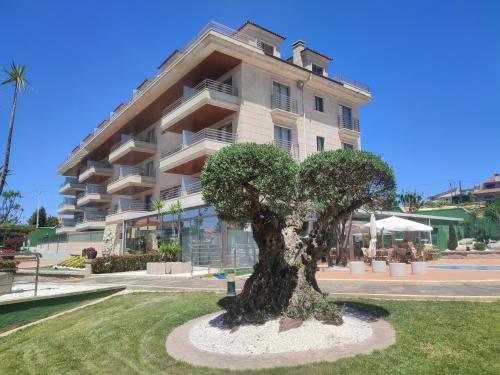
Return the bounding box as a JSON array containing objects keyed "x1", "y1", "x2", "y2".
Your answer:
[
  {"x1": 274, "y1": 125, "x2": 292, "y2": 150},
  {"x1": 315, "y1": 96, "x2": 324, "y2": 112},
  {"x1": 340, "y1": 105, "x2": 352, "y2": 129},
  {"x1": 312, "y1": 64, "x2": 324, "y2": 75},
  {"x1": 145, "y1": 161, "x2": 155, "y2": 177},
  {"x1": 317, "y1": 136, "x2": 325, "y2": 152},
  {"x1": 261, "y1": 41, "x2": 274, "y2": 55}
]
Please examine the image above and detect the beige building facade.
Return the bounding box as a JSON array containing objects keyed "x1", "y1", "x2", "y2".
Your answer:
[{"x1": 56, "y1": 21, "x2": 371, "y2": 254}]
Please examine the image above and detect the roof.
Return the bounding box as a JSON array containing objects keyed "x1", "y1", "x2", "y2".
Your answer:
[
  {"x1": 157, "y1": 49, "x2": 182, "y2": 70},
  {"x1": 302, "y1": 47, "x2": 333, "y2": 62},
  {"x1": 237, "y1": 21, "x2": 286, "y2": 40}
]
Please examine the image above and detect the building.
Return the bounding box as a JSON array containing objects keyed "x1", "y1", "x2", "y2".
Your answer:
[
  {"x1": 56, "y1": 21, "x2": 371, "y2": 259},
  {"x1": 427, "y1": 187, "x2": 475, "y2": 204},
  {"x1": 473, "y1": 173, "x2": 500, "y2": 202}
]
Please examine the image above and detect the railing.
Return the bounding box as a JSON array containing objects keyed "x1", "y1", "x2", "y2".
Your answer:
[
  {"x1": 163, "y1": 79, "x2": 237, "y2": 117},
  {"x1": 76, "y1": 212, "x2": 106, "y2": 224},
  {"x1": 60, "y1": 177, "x2": 81, "y2": 188},
  {"x1": 271, "y1": 93, "x2": 298, "y2": 114},
  {"x1": 108, "y1": 201, "x2": 150, "y2": 215},
  {"x1": 109, "y1": 166, "x2": 156, "y2": 184},
  {"x1": 60, "y1": 219, "x2": 75, "y2": 227},
  {"x1": 333, "y1": 75, "x2": 370, "y2": 93},
  {"x1": 80, "y1": 160, "x2": 112, "y2": 174},
  {"x1": 161, "y1": 128, "x2": 236, "y2": 158},
  {"x1": 79, "y1": 184, "x2": 107, "y2": 198},
  {"x1": 338, "y1": 116, "x2": 360, "y2": 132},
  {"x1": 110, "y1": 134, "x2": 157, "y2": 153},
  {"x1": 185, "y1": 180, "x2": 202, "y2": 195},
  {"x1": 58, "y1": 197, "x2": 76, "y2": 208},
  {"x1": 160, "y1": 185, "x2": 182, "y2": 201},
  {"x1": 273, "y1": 139, "x2": 300, "y2": 160}
]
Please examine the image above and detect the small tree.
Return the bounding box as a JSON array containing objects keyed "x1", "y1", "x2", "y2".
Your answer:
[
  {"x1": 484, "y1": 198, "x2": 500, "y2": 240},
  {"x1": 152, "y1": 198, "x2": 165, "y2": 235},
  {"x1": 167, "y1": 200, "x2": 183, "y2": 241},
  {"x1": 398, "y1": 190, "x2": 424, "y2": 212},
  {"x1": 201, "y1": 144, "x2": 395, "y2": 327},
  {"x1": 448, "y1": 222, "x2": 458, "y2": 250},
  {"x1": 28, "y1": 206, "x2": 48, "y2": 227},
  {"x1": 0, "y1": 190, "x2": 23, "y2": 225}
]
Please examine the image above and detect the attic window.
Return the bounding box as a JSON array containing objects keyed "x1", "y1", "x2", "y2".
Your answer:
[
  {"x1": 312, "y1": 64, "x2": 324, "y2": 75},
  {"x1": 260, "y1": 41, "x2": 274, "y2": 55}
]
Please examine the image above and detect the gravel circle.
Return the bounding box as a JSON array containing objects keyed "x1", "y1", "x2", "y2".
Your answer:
[{"x1": 189, "y1": 311, "x2": 373, "y2": 355}]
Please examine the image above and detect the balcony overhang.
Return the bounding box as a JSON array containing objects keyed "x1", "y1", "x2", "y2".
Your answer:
[
  {"x1": 76, "y1": 193, "x2": 112, "y2": 207},
  {"x1": 108, "y1": 140, "x2": 157, "y2": 165},
  {"x1": 56, "y1": 226, "x2": 76, "y2": 234},
  {"x1": 338, "y1": 128, "x2": 360, "y2": 142},
  {"x1": 75, "y1": 221, "x2": 106, "y2": 231},
  {"x1": 79, "y1": 167, "x2": 113, "y2": 183},
  {"x1": 106, "y1": 210, "x2": 150, "y2": 224},
  {"x1": 57, "y1": 204, "x2": 80, "y2": 215},
  {"x1": 164, "y1": 191, "x2": 204, "y2": 210},
  {"x1": 161, "y1": 92, "x2": 239, "y2": 133},
  {"x1": 107, "y1": 175, "x2": 155, "y2": 195},
  {"x1": 270, "y1": 108, "x2": 298, "y2": 125},
  {"x1": 160, "y1": 139, "x2": 230, "y2": 174},
  {"x1": 59, "y1": 183, "x2": 84, "y2": 195}
]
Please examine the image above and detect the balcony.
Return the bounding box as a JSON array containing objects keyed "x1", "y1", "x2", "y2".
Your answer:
[
  {"x1": 273, "y1": 139, "x2": 300, "y2": 160},
  {"x1": 76, "y1": 184, "x2": 112, "y2": 207},
  {"x1": 159, "y1": 128, "x2": 235, "y2": 174},
  {"x1": 108, "y1": 134, "x2": 157, "y2": 165},
  {"x1": 59, "y1": 177, "x2": 85, "y2": 195},
  {"x1": 107, "y1": 166, "x2": 156, "y2": 195},
  {"x1": 75, "y1": 212, "x2": 106, "y2": 231},
  {"x1": 57, "y1": 197, "x2": 80, "y2": 214},
  {"x1": 270, "y1": 93, "x2": 298, "y2": 125},
  {"x1": 159, "y1": 181, "x2": 204, "y2": 209},
  {"x1": 161, "y1": 79, "x2": 239, "y2": 133},
  {"x1": 106, "y1": 199, "x2": 151, "y2": 222},
  {"x1": 338, "y1": 116, "x2": 360, "y2": 142},
  {"x1": 79, "y1": 161, "x2": 113, "y2": 183},
  {"x1": 56, "y1": 218, "x2": 76, "y2": 234}
]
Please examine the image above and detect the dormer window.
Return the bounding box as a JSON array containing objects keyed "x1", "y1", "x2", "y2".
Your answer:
[
  {"x1": 261, "y1": 41, "x2": 275, "y2": 56},
  {"x1": 312, "y1": 64, "x2": 324, "y2": 75}
]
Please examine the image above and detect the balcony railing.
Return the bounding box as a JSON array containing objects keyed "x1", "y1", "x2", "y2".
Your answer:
[
  {"x1": 333, "y1": 75, "x2": 370, "y2": 93},
  {"x1": 338, "y1": 116, "x2": 360, "y2": 132},
  {"x1": 161, "y1": 128, "x2": 236, "y2": 158},
  {"x1": 109, "y1": 166, "x2": 156, "y2": 184},
  {"x1": 160, "y1": 185, "x2": 182, "y2": 201},
  {"x1": 58, "y1": 197, "x2": 76, "y2": 208},
  {"x1": 77, "y1": 184, "x2": 107, "y2": 200},
  {"x1": 75, "y1": 212, "x2": 106, "y2": 223},
  {"x1": 185, "y1": 180, "x2": 202, "y2": 195},
  {"x1": 60, "y1": 219, "x2": 76, "y2": 227},
  {"x1": 60, "y1": 177, "x2": 80, "y2": 188},
  {"x1": 271, "y1": 93, "x2": 298, "y2": 114},
  {"x1": 80, "y1": 161, "x2": 112, "y2": 174},
  {"x1": 110, "y1": 134, "x2": 157, "y2": 153},
  {"x1": 273, "y1": 139, "x2": 300, "y2": 160},
  {"x1": 108, "y1": 200, "x2": 150, "y2": 215},
  {"x1": 163, "y1": 79, "x2": 237, "y2": 117}
]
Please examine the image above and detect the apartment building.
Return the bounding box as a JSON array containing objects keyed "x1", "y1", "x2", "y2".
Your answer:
[
  {"x1": 56, "y1": 21, "x2": 371, "y2": 257},
  {"x1": 474, "y1": 173, "x2": 500, "y2": 202}
]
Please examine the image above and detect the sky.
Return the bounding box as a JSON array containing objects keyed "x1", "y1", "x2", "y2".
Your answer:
[{"x1": 0, "y1": 0, "x2": 499, "y2": 221}]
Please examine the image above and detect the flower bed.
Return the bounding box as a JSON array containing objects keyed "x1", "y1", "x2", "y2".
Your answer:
[{"x1": 92, "y1": 253, "x2": 163, "y2": 274}]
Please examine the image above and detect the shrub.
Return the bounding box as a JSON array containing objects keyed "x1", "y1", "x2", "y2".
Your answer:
[
  {"x1": 447, "y1": 222, "x2": 458, "y2": 250},
  {"x1": 159, "y1": 241, "x2": 181, "y2": 261},
  {"x1": 58, "y1": 256, "x2": 86, "y2": 268},
  {"x1": 0, "y1": 257, "x2": 18, "y2": 273},
  {"x1": 92, "y1": 253, "x2": 163, "y2": 274},
  {"x1": 473, "y1": 242, "x2": 486, "y2": 251}
]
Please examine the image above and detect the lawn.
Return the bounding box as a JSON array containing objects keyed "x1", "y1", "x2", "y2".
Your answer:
[
  {"x1": 0, "y1": 289, "x2": 119, "y2": 333},
  {"x1": 0, "y1": 292, "x2": 498, "y2": 375}
]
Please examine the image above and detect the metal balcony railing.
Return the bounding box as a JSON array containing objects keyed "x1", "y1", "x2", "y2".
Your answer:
[
  {"x1": 109, "y1": 166, "x2": 156, "y2": 184},
  {"x1": 161, "y1": 128, "x2": 236, "y2": 158},
  {"x1": 185, "y1": 180, "x2": 202, "y2": 195},
  {"x1": 77, "y1": 184, "x2": 107, "y2": 201},
  {"x1": 333, "y1": 75, "x2": 370, "y2": 93},
  {"x1": 80, "y1": 161, "x2": 112, "y2": 175},
  {"x1": 273, "y1": 139, "x2": 300, "y2": 160},
  {"x1": 160, "y1": 185, "x2": 182, "y2": 201},
  {"x1": 110, "y1": 134, "x2": 157, "y2": 153},
  {"x1": 271, "y1": 93, "x2": 298, "y2": 114},
  {"x1": 108, "y1": 201, "x2": 150, "y2": 215},
  {"x1": 338, "y1": 116, "x2": 360, "y2": 132},
  {"x1": 59, "y1": 177, "x2": 82, "y2": 188},
  {"x1": 76, "y1": 212, "x2": 106, "y2": 224},
  {"x1": 58, "y1": 198, "x2": 76, "y2": 208},
  {"x1": 60, "y1": 219, "x2": 76, "y2": 227},
  {"x1": 163, "y1": 79, "x2": 237, "y2": 117}
]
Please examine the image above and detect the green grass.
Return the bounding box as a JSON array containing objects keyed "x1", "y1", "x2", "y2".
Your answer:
[
  {"x1": 223, "y1": 267, "x2": 254, "y2": 276},
  {"x1": 0, "y1": 289, "x2": 119, "y2": 333},
  {"x1": 0, "y1": 292, "x2": 498, "y2": 374}
]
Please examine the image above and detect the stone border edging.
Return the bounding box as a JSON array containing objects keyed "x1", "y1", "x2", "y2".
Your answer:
[{"x1": 166, "y1": 311, "x2": 396, "y2": 370}]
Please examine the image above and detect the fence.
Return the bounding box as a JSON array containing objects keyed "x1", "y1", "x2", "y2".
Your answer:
[{"x1": 0, "y1": 252, "x2": 41, "y2": 299}]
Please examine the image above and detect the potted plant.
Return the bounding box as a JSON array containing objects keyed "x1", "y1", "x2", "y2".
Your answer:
[
  {"x1": 411, "y1": 248, "x2": 427, "y2": 275},
  {"x1": 349, "y1": 257, "x2": 365, "y2": 275},
  {"x1": 389, "y1": 249, "x2": 406, "y2": 277},
  {"x1": 371, "y1": 253, "x2": 387, "y2": 273},
  {"x1": 85, "y1": 247, "x2": 97, "y2": 259},
  {"x1": 0, "y1": 256, "x2": 18, "y2": 295}
]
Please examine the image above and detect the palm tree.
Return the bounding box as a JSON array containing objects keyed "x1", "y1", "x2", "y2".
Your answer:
[
  {"x1": 167, "y1": 200, "x2": 184, "y2": 241},
  {"x1": 0, "y1": 62, "x2": 30, "y2": 195},
  {"x1": 152, "y1": 198, "x2": 165, "y2": 237}
]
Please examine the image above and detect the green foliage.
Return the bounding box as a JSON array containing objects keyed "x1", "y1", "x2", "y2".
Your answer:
[
  {"x1": 447, "y1": 222, "x2": 458, "y2": 250},
  {"x1": 473, "y1": 242, "x2": 486, "y2": 251},
  {"x1": 0, "y1": 257, "x2": 18, "y2": 272},
  {"x1": 158, "y1": 240, "x2": 181, "y2": 261},
  {"x1": 58, "y1": 256, "x2": 86, "y2": 268},
  {"x1": 0, "y1": 190, "x2": 23, "y2": 225},
  {"x1": 201, "y1": 143, "x2": 298, "y2": 223},
  {"x1": 398, "y1": 190, "x2": 424, "y2": 212},
  {"x1": 91, "y1": 253, "x2": 163, "y2": 274},
  {"x1": 2, "y1": 62, "x2": 31, "y2": 91},
  {"x1": 27, "y1": 207, "x2": 57, "y2": 227},
  {"x1": 298, "y1": 149, "x2": 396, "y2": 218},
  {"x1": 484, "y1": 198, "x2": 500, "y2": 233},
  {"x1": 166, "y1": 200, "x2": 183, "y2": 216}
]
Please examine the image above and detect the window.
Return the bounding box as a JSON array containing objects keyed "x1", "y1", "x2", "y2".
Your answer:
[
  {"x1": 274, "y1": 125, "x2": 292, "y2": 150},
  {"x1": 316, "y1": 137, "x2": 325, "y2": 152},
  {"x1": 272, "y1": 82, "x2": 291, "y2": 111},
  {"x1": 222, "y1": 76, "x2": 232, "y2": 86},
  {"x1": 145, "y1": 161, "x2": 155, "y2": 177},
  {"x1": 146, "y1": 129, "x2": 156, "y2": 142},
  {"x1": 145, "y1": 194, "x2": 153, "y2": 206},
  {"x1": 340, "y1": 105, "x2": 352, "y2": 129},
  {"x1": 342, "y1": 143, "x2": 354, "y2": 150},
  {"x1": 261, "y1": 41, "x2": 274, "y2": 55},
  {"x1": 314, "y1": 96, "x2": 324, "y2": 112},
  {"x1": 312, "y1": 64, "x2": 324, "y2": 75},
  {"x1": 217, "y1": 123, "x2": 233, "y2": 141}
]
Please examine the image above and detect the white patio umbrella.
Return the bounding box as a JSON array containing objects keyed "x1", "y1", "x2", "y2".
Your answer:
[
  {"x1": 368, "y1": 213, "x2": 377, "y2": 257},
  {"x1": 367, "y1": 216, "x2": 433, "y2": 232}
]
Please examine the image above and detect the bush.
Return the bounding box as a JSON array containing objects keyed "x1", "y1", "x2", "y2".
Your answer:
[
  {"x1": 58, "y1": 256, "x2": 86, "y2": 269},
  {"x1": 447, "y1": 222, "x2": 458, "y2": 250},
  {"x1": 0, "y1": 257, "x2": 18, "y2": 273},
  {"x1": 92, "y1": 253, "x2": 163, "y2": 274},
  {"x1": 473, "y1": 242, "x2": 486, "y2": 251},
  {"x1": 159, "y1": 241, "x2": 181, "y2": 261}
]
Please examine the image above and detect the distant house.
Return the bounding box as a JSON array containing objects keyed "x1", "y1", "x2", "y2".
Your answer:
[
  {"x1": 474, "y1": 173, "x2": 500, "y2": 202},
  {"x1": 428, "y1": 187, "x2": 475, "y2": 204}
]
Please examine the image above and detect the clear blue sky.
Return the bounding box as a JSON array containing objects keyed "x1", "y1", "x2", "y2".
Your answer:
[{"x1": 1, "y1": 0, "x2": 499, "y2": 220}]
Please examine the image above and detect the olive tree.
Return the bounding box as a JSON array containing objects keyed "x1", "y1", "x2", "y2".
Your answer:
[{"x1": 201, "y1": 144, "x2": 395, "y2": 327}]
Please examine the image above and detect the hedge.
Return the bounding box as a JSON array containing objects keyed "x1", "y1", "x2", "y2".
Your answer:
[{"x1": 92, "y1": 253, "x2": 163, "y2": 274}]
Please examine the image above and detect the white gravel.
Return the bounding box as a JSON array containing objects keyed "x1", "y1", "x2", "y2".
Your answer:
[
  {"x1": 189, "y1": 312, "x2": 373, "y2": 355},
  {"x1": 0, "y1": 283, "x2": 111, "y2": 302}
]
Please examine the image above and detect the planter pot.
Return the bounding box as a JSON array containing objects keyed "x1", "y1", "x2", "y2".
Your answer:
[
  {"x1": 0, "y1": 272, "x2": 14, "y2": 295},
  {"x1": 389, "y1": 262, "x2": 406, "y2": 277},
  {"x1": 372, "y1": 260, "x2": 387, "y2": 273},
  {"x1": 87, "y1": 251, "x2": 97, "y2": 260},
  {"x1": 350, "y1": 261, "x2": 365, "y2": 275},
  {"x1": 169, "y1": 262, "x2": 192, "y2": 274},
  {"x1": 147, "y1": 262, "x2": 167, "y2": 275},
  {"x1": 411, "y1": 262, "x2": 427, "y2": 275}
]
